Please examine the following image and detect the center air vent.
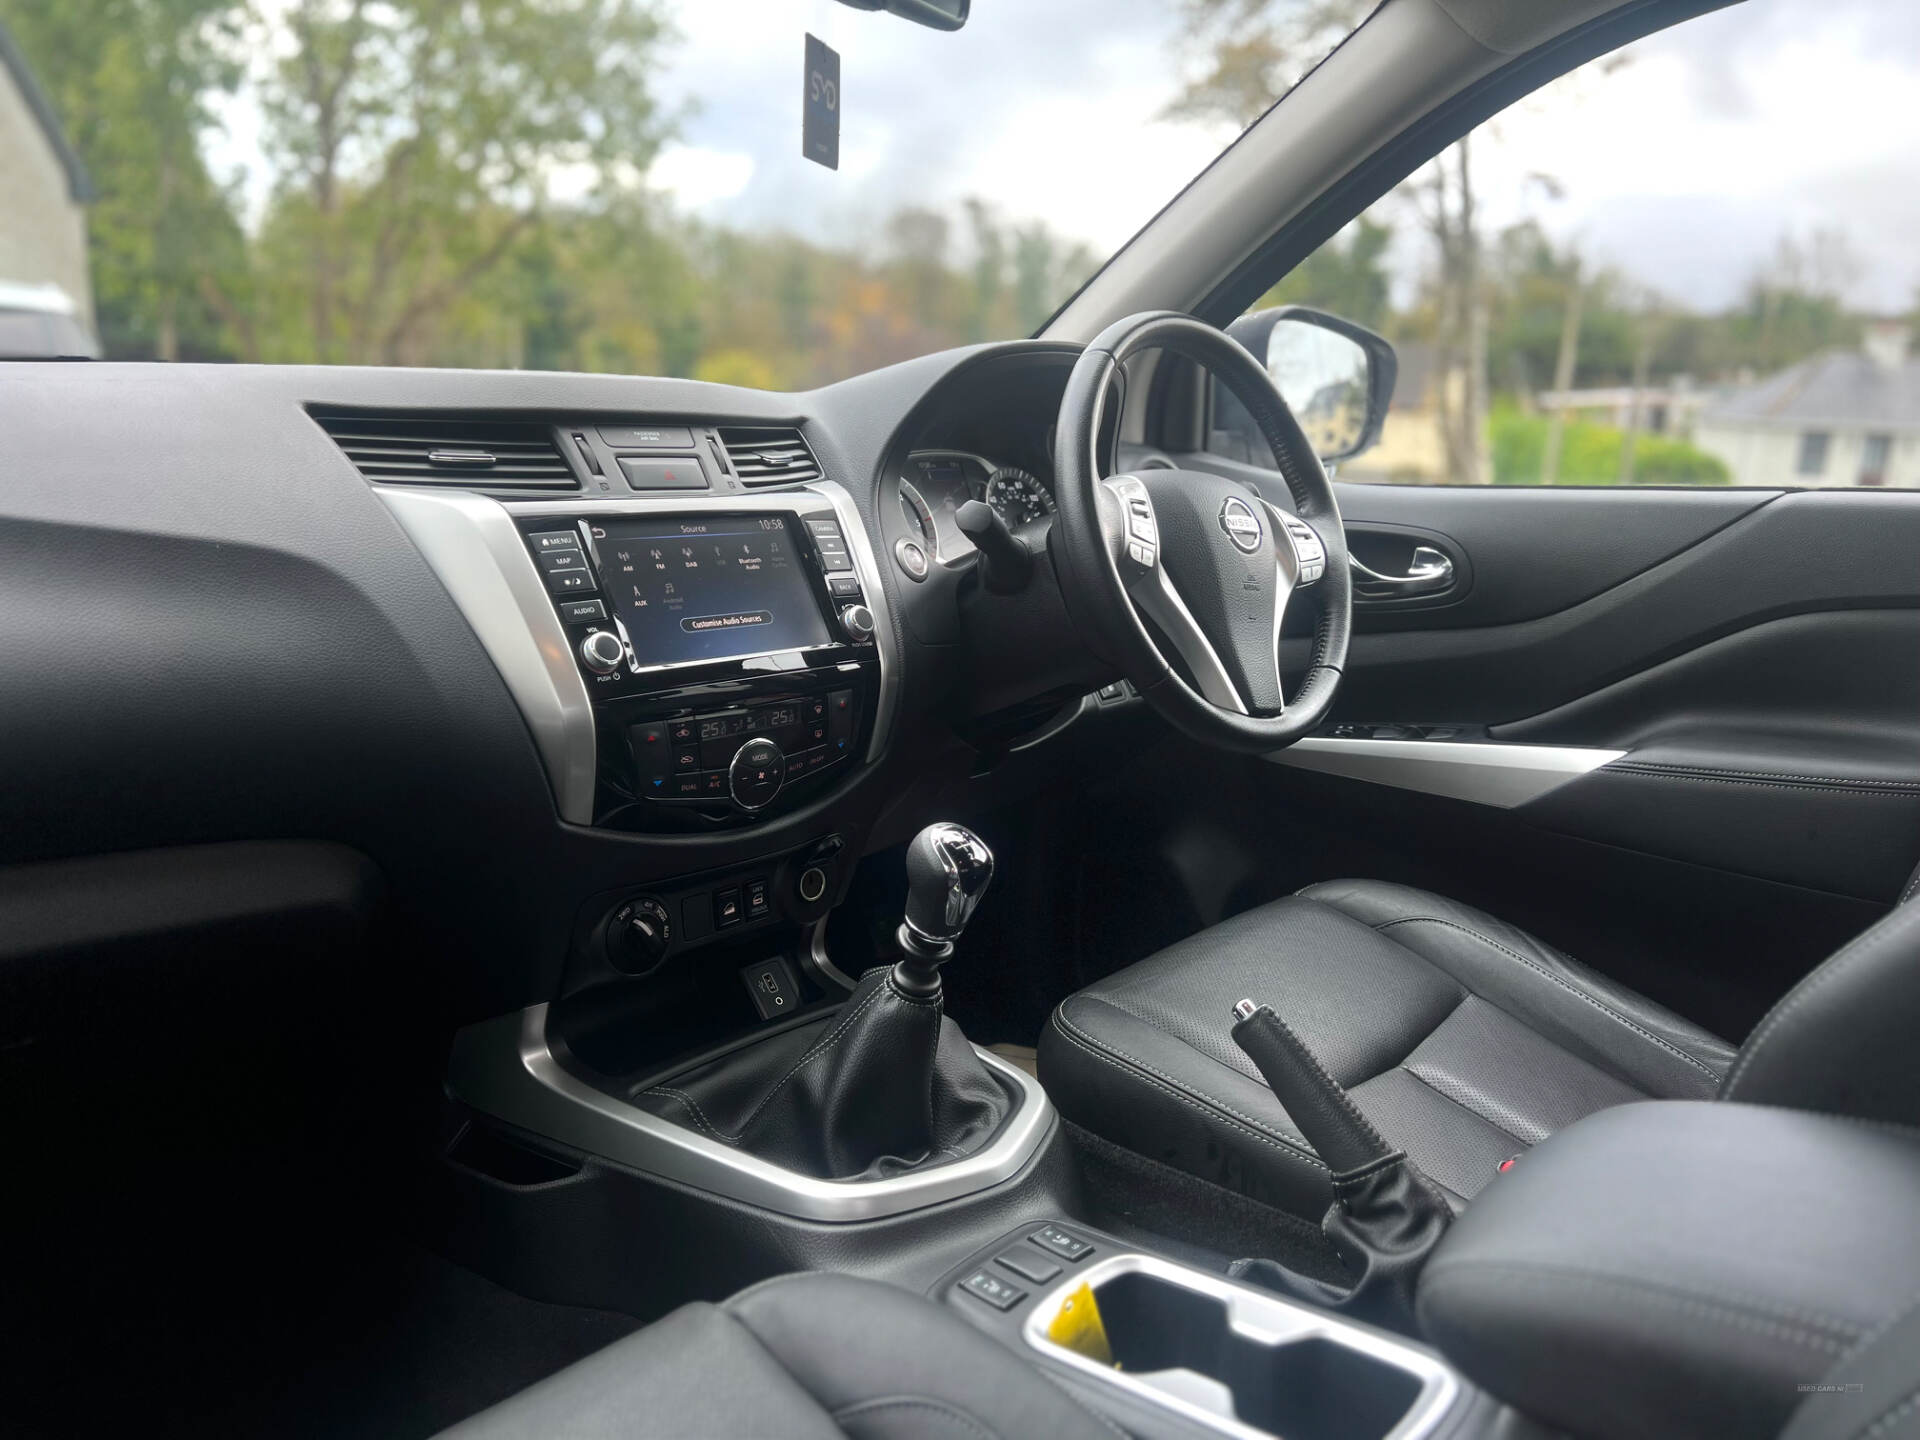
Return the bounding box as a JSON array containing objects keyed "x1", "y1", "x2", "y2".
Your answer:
[
  {"x1": 313, "y1": 411, "x2": 579, "y2": 492},
  {"x1": 718, "y1": 427, "x2": 822, "y2": 489}
]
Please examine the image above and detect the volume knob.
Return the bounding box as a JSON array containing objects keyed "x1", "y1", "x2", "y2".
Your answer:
[
  {"x1": 580, "y1": 629, "x2": 625, "y2": 675},
  {"x1": 840, "y1": 604, "x2": 875, "y2": 642}
]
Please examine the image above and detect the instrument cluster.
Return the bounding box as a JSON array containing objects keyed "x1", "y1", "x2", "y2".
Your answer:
[{"x1": 896, "y1": 449, "x2": 1057, "y2": 564}]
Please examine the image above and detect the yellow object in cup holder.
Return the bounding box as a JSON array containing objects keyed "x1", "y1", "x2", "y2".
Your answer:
[{"x1": 1045, "y1": 1282, "x2": 1115, "y2": 1366}]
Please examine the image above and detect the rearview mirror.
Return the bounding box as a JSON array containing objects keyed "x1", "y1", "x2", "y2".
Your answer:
[
  {"x1": 834, "y1": 0, "x2": 969, "y2": 29},
  {"x1": 1223, "y1": 307, "x2": 1398, "y2": 464}
]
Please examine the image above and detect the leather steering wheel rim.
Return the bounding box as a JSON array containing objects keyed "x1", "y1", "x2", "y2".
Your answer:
[{"x1": 1053, "y1": 311, "x2": 1352, "y2": 752}]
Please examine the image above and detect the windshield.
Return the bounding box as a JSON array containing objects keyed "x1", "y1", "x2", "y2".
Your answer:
[{"x1": 0, "y1": 1, "x2": 1273, "y2": 384}]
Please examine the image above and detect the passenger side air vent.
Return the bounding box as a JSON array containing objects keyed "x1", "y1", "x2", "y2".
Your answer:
[
  {"x1": 311, "y1": 411, "x2": 580, "y2": 492},
  {"x1": 718, "y1": 427, "x2": 822, "y2": 489}
]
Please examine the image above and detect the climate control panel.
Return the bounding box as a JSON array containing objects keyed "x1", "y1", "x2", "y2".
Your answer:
[{"x1": 628, "y1": 686, "x2": 861, "y2": 813}]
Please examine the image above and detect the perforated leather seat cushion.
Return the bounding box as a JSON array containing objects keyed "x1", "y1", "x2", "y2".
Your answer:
[{"x1": 1038, "y1": 879, "x2": 1735, "y2": 1217}]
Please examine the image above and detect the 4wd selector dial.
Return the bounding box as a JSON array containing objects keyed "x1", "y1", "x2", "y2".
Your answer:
[
  {"x1": 580, "y1": 629, "x2": 625, "y2": 675},
  {"x1": 608, "y1": 897, "x2": 671, "y2": 975},
  {"x1": 728, "y1": 737, "x2": 786, "y2": 811}
]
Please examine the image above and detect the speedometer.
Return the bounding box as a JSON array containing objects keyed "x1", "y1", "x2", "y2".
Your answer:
[{"x1": 985, "y1": 467, "x2": 1055, "y2": 526}]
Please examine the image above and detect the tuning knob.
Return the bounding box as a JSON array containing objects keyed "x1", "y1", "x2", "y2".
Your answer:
[
  {"x1": 840, "y1": 604, "x2": 875, "y2": 642},
  {"x1": 580, "y1": 629, "x2": 625, "y2": 674}
]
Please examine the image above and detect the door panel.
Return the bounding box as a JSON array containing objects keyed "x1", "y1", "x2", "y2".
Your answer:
[{"x1": 1169, "y1": 451, "x2": 1920, "y2": 908}]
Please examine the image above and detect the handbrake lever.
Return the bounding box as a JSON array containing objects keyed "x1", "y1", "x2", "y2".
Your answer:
[{"x1": 1229, "y1": 998, "x2": 1452, "y2": 1335}]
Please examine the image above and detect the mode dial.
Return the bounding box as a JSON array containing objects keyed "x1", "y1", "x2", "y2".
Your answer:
[
  {"x1": 580, "y1": 629, "x2": 625, "y2": 675},
  {"x1": 728, "y1": 737, "x2": 786, "y2": 811}
]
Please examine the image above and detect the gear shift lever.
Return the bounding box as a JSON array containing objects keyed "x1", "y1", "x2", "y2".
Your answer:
[
  {"x1": 894, "y1": 823, "x2": 995, "y2": 998},
  {"x1": 634, "y1": 821, "x2": 1010, "y2": 1180}
]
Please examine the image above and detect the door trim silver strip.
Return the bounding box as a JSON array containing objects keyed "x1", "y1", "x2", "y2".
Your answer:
[
  {"x1": 1267, "y1": 737, "x2": 1623, "y2": 808},
  {"x1": 446, "y1": 1003, "x2": 1056, "y2": 1222}
]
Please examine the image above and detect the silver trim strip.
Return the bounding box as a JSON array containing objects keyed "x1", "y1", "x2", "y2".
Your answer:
[
  {"x1": 1268, "y1": 737, "x2": 1624, "y2": 808},
  {"x1": 1023, "y1": 1253, "x2": 1458, "y2": 1440},
  {"x1": 446, "y1": 1003, "x2": 1056, "y2": 1222},
  {"x1": 376, "y1": 486, "x2": 600, "y2": 823}
]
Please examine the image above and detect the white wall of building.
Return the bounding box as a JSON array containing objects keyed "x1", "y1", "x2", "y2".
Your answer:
[
  {"x1": 0, "y1": 69, "x2": 92, "y2": 331},
  {"x1": 1693, "y1": 422, "x2": 1920, "y2": 489}
]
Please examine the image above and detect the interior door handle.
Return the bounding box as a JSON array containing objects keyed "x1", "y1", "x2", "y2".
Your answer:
[{"x1": 1349, "y1": 546, "x2": 1454, "y2": 597}]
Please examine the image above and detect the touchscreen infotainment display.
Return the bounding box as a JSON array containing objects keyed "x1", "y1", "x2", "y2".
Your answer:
[{"x1": 593, "y1": 514, "x2": 831, "y2": 667}]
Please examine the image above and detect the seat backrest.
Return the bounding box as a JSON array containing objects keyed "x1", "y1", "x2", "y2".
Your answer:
[{"x1": 1718, "y1": 860, "x2": 1920, "y2": 1124}]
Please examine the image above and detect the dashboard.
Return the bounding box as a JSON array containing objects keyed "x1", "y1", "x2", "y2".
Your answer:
[{"x1": 0, "y1": 338, "x2": 1114, "y2": 1011}]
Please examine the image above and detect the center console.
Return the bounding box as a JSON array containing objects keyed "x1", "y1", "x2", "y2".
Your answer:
[
  {"x1": 512, "y1": 492, "x2": 884, "y2": 830},
  {"x1": 377, "y1": 476, "x2": 895, "y2": 833}
]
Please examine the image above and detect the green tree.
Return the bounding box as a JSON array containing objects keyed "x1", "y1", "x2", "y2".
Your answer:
[
  {"x1": 253, "y1": 0, "x2": 676, "y2": 364},
  {"x1": 0, "y1": 0, "x2": 249, "y2": 359},
  {"x1": 1260, "y1": 214, "x2": 1393, "y2": 331}
]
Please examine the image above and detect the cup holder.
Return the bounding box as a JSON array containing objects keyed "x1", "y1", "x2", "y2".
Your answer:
[{"x1": 1025, "y1": 1255, "x2": 1455, "y2": 1440}]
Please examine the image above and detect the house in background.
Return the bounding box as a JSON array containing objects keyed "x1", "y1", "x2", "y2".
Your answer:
[
  {"x1": 1535, "y1": 378, "x2": 1710, "y2": 442},
  {"x1": 1694, "y1": 322, "x2": 1920, "y2": 488},
  {"x1": 0, "y1": 18, "x2": 96, "y2": 354}
]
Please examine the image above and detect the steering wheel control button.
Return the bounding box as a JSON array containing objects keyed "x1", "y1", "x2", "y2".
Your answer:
[
  {"x1": 741, "y1": 956, "x2": 800, "y2": 1020},
  {"x1": 1127, "y1": 540, "x2": 1155, "y2": 568},
  {"x1": 797, "y1": 866, "x2": 829, "y2": 904},
  {"x1": 959, "y1": 1270, "x2": 1026, "y2": 1311},
  {"x1": 995, "y1": 1248, "x2": 1062, "y2": 1285},
  {"x1": 1281, "y1": 515, "x2": 1327, "y2": 584},
  {"x1": 894, "y1": 537, "x2": 929, "y2": 580},
  {"x1": 728, "y1": 738, "x2": 786, "y2": 810},
  {"x1": 559, "y1": 598, "x2": 607, "y2": 623},
  {"x1": 1029, "y1": 1223, "x2": 1094, "y2": 1261},
  {"x1": 579, "y1": 629, "x2": 626, "y2": 674}
]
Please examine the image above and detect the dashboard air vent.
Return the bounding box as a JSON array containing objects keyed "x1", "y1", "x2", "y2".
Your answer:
[
  {"x1": 718, "y1": 427, "x2": 822, "y2": 489},
  {"x1": 312, "y1": 411, "x2": 579, "y2": 492}
]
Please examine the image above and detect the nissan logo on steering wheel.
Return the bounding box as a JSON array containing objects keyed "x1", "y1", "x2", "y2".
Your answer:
[{"x1": 1218, "y1": 496, "x2": 1263, "y2": 553}]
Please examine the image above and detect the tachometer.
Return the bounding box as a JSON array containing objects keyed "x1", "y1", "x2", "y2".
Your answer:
[{"x1": 985, "y1": 467, "x2": 1055, "y2": 526}]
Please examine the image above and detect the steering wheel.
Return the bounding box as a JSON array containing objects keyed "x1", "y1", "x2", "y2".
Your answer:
[{"x1": 1053, "y1": 311, "x2": 1351, "y2": 752}]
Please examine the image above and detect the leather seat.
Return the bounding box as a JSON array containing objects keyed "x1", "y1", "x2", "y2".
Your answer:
[
  {"x1": 1039, "y1": 878, "x2": 1741, "y2": 1217},
  {"x1": 439, "y1": 1271, "x2": 1119, "y2": 1440}
]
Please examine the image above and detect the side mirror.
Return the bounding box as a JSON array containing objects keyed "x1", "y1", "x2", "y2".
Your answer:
[
  {"x1": 833, "y1": 0, "x2": 968, "y2": 29},
  {"x1": 1223, "y1": 306, "x2": 1398, "y2": 464}
]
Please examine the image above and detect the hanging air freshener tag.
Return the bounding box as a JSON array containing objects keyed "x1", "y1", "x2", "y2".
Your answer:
[{"x1": 803, "y1": 34, "x2": 841, "y2": 170}]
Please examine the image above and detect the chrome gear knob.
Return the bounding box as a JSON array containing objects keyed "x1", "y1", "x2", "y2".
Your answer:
[{"x1": 902, "y1": 823, "x2": 995, "y2": 946}]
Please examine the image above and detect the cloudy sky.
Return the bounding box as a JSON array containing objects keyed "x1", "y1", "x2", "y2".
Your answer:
[{"x1": 210, "y1": 0, "x2": 1920, "y2": 314}]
